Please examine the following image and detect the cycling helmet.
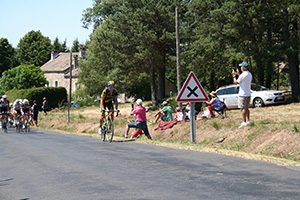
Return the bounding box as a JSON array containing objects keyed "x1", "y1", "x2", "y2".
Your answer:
[
  {"x1": 2, "y1": 95, "x2": 7, "y2": 99},
  {"x1": 107, "y1": 81, "x2": 114, "y2": 86},
  {"x1": 23, "y1": 99, "x2": 29, "y2": 104}
]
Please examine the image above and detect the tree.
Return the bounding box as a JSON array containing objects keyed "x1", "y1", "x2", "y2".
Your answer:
[
  {"x1": 0, "y1": 38, "x2": 18, "y2": 75},
  {"x1": 0, "y1": 64, "x2": 48, "y2": 92},
  {"x1": 71, "y1": 38, "x2": 80, "y2": 52},
  {"x1": 52, "y1": 37, "x2": 63, "y2": 53},
  {"x1": 61, "y1": 39, "x2": 68, "y2": 52},
  {"x1": 17, "y1": 30, "x2": 52, "y2": 66},
  {"x1": 81, "y1": 0, "x2": 181, "y2": 104}
]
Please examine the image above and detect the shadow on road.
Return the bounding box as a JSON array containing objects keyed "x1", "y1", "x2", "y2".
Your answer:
[{"x1": 0, "y1": 178, "x2": 13, "y2": 186}]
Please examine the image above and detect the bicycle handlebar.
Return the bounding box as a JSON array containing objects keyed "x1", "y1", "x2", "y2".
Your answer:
[{"x1": 101, "y1": 109, "x2": 120, "y2": 117}]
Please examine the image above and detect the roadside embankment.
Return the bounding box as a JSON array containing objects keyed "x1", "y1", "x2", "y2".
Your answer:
[{"x1": 38, "y1": 103, "x2": 300, "y2": 166}]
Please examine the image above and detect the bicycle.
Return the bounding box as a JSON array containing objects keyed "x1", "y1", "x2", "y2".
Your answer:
[
  {"x1": 0, "y1": 112, "x2": 8, "y2": 133},
  {"x1": 99, "y1": 110, "x2": 119, "y2": 142},
  {"x1": 22, "y1": 113, "x2": 31, "y2": 133},
  {"x1": 15, "y1": 113, "x2": 22, "y2": 133}
]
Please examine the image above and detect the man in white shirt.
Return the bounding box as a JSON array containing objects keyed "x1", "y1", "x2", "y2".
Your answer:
[{"x1": 232, "y1": 61, "x2": 253, "y2": 128}]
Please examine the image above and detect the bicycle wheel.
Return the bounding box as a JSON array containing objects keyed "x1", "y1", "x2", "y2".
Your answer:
[
  {"x1": 106, "y1": 118, "x2": 114, "y2": 143},
  {"x1": 2, "y1": 116, "x2": 8, "y2": 133},
  {"x1": 100, "y1": 125, "x2": 106, "y2": 142}
]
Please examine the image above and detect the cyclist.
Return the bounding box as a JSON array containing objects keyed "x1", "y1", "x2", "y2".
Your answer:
[
  {"x1": 99, "y1": 81, "x2": 119, "y2": 133},
  {"x1": 21, "y1": 99, "x2": 32, "y2": 128},
  {"x1": 12, "y1": 99, "x2": 23, "y2": 126},
  {"x1": 0, "y1": 95, "x2": 10, "y2": 129},
  {"x1": 0, "y1": 95, "x2": 10, "y2": 111}
]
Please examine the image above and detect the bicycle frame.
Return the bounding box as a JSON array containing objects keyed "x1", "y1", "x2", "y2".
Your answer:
[
  {"x1": 100, "y1": 110, "x2": 119, "y2": 143},
  {"x1": 0, "y1": 112, "x2": 8, "y2": 133}
]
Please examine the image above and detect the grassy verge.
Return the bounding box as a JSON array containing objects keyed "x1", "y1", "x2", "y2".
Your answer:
[{"x1": 37, "y1": 103, "x2": 300, "y2": 166}]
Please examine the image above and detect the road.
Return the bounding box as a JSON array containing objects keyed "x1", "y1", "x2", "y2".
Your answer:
[{"x1": 0, "y1": 129, "x2": 299, "y2": 200}]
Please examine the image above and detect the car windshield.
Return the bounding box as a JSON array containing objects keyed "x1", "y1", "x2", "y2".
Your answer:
[{"x1": 251, "y1": 84, "x2": 268, "y2": 91}]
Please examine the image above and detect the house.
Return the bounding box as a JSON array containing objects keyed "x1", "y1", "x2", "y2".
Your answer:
[{"x1": 41, "y1": 50, "x2": 85, "y2": 93}]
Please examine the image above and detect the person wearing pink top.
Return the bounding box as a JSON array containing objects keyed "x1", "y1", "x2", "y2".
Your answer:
[{"x1": 124, "y1": 99, "x2": 152, "y2": 139}]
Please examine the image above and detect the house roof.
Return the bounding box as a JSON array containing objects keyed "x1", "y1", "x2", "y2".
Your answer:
[
  {"x1": 64, "y1": 68, "x2": 79, "y2": 78},
  {"x1": 41, "y1": 52, "x2": 79, "y2": 72}
]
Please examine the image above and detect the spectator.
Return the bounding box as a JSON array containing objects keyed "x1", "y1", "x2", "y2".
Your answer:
[
  {"x1": 154, "y1": 101, "x2": 173, "y2": 123},
  {"x1": 124, "y1": 99, "x2": 152, "y2": 140},
  {"x1": 232, "y1": 61, "x2": 253, "y2": 128},
  {"x1": 32, "y1": 100, "x2": 39, "y2": 126},
  {"x1": 42, "y1": 97, "x2": 49, "y2": 116},
  {"x1": 174, "y1": 107, "x2": 184, "y2": 122},
  {"x1": 206, "y1": 91, "x2": 225, "y2": 118}
]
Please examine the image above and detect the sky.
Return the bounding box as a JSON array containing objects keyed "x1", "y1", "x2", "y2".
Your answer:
[{"x1": 0, "y1": 0, "x2": 94, "y2": 48}]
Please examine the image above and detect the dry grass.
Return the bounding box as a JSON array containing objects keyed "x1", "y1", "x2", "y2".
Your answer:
[{"x1": 38, "y1": 103, "x2": 300, "y2": 166}]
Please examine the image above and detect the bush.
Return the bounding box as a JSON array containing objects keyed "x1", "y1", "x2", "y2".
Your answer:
[
  {"x1": 6, "y1": 87, "x2": 67, "y2": 109},
  {"x1": 76, "y1": 96, "x2": 99, "y2": 107}
]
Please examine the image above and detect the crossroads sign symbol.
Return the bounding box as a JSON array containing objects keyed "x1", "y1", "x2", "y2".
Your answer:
[
  {"x1": 176, "y1": 71, "x2": 208, "y2": 102},
  {"x1": 187, "y1": 86, "x2": 198, "y2": 97}
]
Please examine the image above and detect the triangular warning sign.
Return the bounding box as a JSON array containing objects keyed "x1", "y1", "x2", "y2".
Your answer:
[{"x1": 176, "y1": 71, "x2": 209, "y2": 102}]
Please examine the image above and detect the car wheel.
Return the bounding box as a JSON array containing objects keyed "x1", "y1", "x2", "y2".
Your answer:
[{"x1": 253, "y1": 97, "x2": 264, "y2": 108}]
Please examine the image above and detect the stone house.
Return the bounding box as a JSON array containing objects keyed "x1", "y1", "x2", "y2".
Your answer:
[{"x1": 41, "y1": 50, "x2": 85, "y2": 93}]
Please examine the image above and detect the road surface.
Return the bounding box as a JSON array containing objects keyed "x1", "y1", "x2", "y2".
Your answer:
[{"x1": 0, "y1": 129, "x2": 299, "y2": 200}]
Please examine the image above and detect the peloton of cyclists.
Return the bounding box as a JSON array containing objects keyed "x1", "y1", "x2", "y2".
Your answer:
[{"x1": 11, "y1": 99, "x2": 33, "y2": 127}]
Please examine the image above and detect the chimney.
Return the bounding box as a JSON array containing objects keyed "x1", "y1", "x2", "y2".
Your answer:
[{"x1": 51, "y1": 51, "x2": 59, "y2": 60}]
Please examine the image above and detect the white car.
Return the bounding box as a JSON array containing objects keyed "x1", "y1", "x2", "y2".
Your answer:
[{"x1": 216, "y1": 84, "x2": 286, "y2": 109}]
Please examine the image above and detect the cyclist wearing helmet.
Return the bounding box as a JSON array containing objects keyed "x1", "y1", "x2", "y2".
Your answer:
[
  {"x1": 12, "y1": 99, "x2": 22, "y2": 125},
  {"x1": 21, "y1": 99, "x2": 31, "y2": 115},
  {"x1": 0, "y1": 95, "x2": 10, "y2": 114},
  {"x1": 99, "y1": 81, "x2": 119, "y2": 132}
]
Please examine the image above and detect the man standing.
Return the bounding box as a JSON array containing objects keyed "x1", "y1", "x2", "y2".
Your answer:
[{"x1": 232, "y1": 61, "x2": 252, "y2": 128}]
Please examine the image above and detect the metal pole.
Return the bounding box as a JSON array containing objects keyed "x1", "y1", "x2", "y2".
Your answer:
[
  {"x1": 175, "y1": 6, "x2": 181, "y2": 93},
  {"x1": 176, "y1": 6, "x2": 186, "y2": 119},
  {"x1": 68, "y1": 51, "x2": 72, "y2": 126},
  {"x1": 190, "y1": 102, "x2": 196, "y2": 143}
]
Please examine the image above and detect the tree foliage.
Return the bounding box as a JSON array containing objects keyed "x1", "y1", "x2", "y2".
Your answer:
[
  {"x1": 81, "y1": 0, "x2": 181, "y2": 104},
  {"x1": 0, "y1": 38, "x2": 18, "y2": 75},
  {"x1": 71, "y1": 38, "x2": 80, "y2": 52},
  {"x1": 0, "y1": 64, "x2": 48, "y2": 92},
  {"x1": 17, "y1": 30, "x2": 52, "y2": 67},
  {"x1": 81, "y1": 0, "x2": 300, "y2": 102}
]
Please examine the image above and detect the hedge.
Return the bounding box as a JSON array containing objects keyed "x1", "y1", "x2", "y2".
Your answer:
[{"x1": 5, "y1": 87, "x2": 67, "y2": 109}]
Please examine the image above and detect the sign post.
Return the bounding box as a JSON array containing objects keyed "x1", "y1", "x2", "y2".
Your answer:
[{"x1": 176, "y1": 71, "x2": 208, "y2": 143}]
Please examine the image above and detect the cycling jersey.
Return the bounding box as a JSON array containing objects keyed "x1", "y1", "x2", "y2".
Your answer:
[
  {"x1": 13, "y1": 102, "x2": 22, "y2": 110},
  {"x1": 0, "y1": 99, "x2": 9, "y2": 113},
  {"x1": 101, "y1": 88, "x2": 118, "y2": 104},
  {"x1": 22, "y1": 104, "x2": 31, "y2": 114}
]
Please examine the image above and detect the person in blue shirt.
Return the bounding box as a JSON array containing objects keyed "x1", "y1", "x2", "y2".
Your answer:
[{"x1": 206, "y1": 91, "x2": 224, "y2": 118}]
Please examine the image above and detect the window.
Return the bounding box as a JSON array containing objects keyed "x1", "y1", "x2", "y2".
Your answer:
[
  {"x1": 216, "y1": 89, "x2": 226, "y2": 95},
  {"x1": 226, "y1": 86, "x2": 239, "y2": 95},
  {"x1": 55, "y1": 81, "x2": 58, "y2": 87}
]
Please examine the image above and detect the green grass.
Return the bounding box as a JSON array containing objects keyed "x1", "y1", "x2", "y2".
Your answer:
[{"x1": 210, "y1": 121, "x2": 221, "y2": 130}]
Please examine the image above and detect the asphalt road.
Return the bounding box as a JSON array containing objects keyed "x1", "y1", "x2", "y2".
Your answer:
[{"x1": 0, "y1": 129, "x2": 299, "y2": 200}]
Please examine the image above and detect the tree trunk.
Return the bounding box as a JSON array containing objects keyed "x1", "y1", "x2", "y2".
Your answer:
[
  {"x1": 156, "y1": 65, "x2": 166, "y2": 101},
  {"x1": 287, "y1": 52, "x2": 299, "y2": 102},
  {"x1": 254, "y1": 55, "x2": 264, "y2": 85},
  {"x1": 265, "y1": 26, "x2": 273, "y2": 89},
  {"x1": 283, "y1": 9, "x2": 299, "y2": 102},
  {"x1": 150, "y1": 66, "x2": 157, "y2": 106}
]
